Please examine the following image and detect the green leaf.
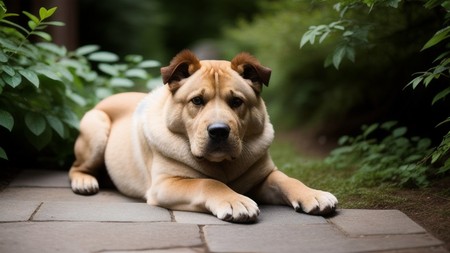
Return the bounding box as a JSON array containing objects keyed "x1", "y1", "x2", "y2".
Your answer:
[
  {"x1": 345, "y1": 46, "x2": 355, "y2": 62},
  {"x1": 37, "y1": 42, "x2": 67, "y2": 56},
  {"x1": 381, "y1": 121, "x2": 397, "y2": 130},
  {"x1": 46, "y1": 115, "x2": 64, "y2": 138},
  {"x1": 421, "y1": 26, "x2": 450, "y2": 51},
  {"x1": 34, "y1": 67, "x2": 61, "y2": 81},
  {"x1": 95, "y1": 87, "x2": 113, "y2": 99},
  {"x1": 66, "y1": 90, "x2": 87, "y2": 106},
  {"x1": 417, "y1": 138, "x2": 431, "y2": 150},
  {"x1": 110, "y1": 77, "x2": 134, "y2": 87},
  {"x1": 392, "y1": 127, "x2": 407, "y2": 137},
  {"x1": 363, "y1": 123, "x2": 379, "y2": 137},
  {"x1": 0, "y1": 109, "x2": 14, "y2": 131},
  {"x1": 125, "y1": 54, "x2": 143, "y2": 63},
  {"x1": 137, "y1": 60, "x2": 161, "y2": 68},
  {"x1": 75, "y1": 45, "x2": 100, "y2": 56},
  {"x1": 432, "y1": 87, "x2": 450, "y2": 105},
  {"x1": 0, "y1": 51, "x2": 7, "y2": 63},
  {"x1": 30, "y1": 31, "x2": 52, "y2": 41},
  {"x1": 62, "y1": 109, "x2": 80, "y2": 129},
  {"x1": 300, "y1": 31, "x2": 311, "y2": 48},
  {"x1": 2, "y1": 65, "x2": 15, "y2": 76},
  {"x1": 26, "y1": 124, "x2": 52, "y2": 150},
  {"x1": 2, "y1": 72, "x2": 22, "y2": 88},
  {"x1": 39, "y1": 7, "x2": 57, "y2": 20},
  {"x1": 0, "y1": 19, "x2": 29, "y2": 35},
  {"x1": 18, "y1": 69, "x2": 39, "y2": 88},
  {"x1": 25, "y1": 112, "x2": 46, "y2": 136},
  {"x1": 28, "y1": 20, "x2": 37, "y2": 30},
  {"x1": 41, "y1": 21, "x2": 65, "y2": 27},
  {"x1": 408, "y1": 76, "x2": 423, "y2": 89},
  {"x1": 22, "y1": 11, "x2": 39, "y2": 24},
  {"x1": 0, "y1": 147, "x2": 7, "y2": 160},
  {"x1": 332, "y1": 45, "x2": 346, "y2": 69},
  {"x1": 436, "y1": 117, "x2": 450, "y2": 127},
  {"x1": 423, "y1": 73, "x2": 435, "y2": 87},
  {"x1": 88, "y1": 51, "x2": 119, "y2": 62},
  {"x1": 98, "y1": 63, "x2": 119, "y2": 76},
  {"x1": 319, "y1": 30, "x2": 331, "y2": 44},
  {"x1": 125, "y1": 68, "x2": 147, "y2": 79},
  {"x1": 338, "y1": 135, "x2": 350, "y2": 145},
  {"x1": 386, "y1": 0, "x2": 401, "y2": 8}
]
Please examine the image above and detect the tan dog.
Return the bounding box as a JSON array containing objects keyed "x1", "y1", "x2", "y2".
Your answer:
[{"x1": 69, "y1": 50, "x2": 337, "y2": 222}]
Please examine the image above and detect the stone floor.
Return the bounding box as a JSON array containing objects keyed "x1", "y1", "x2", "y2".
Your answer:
[{"x1": 0, "y1": 169, "x2": 447, "y2": 253}]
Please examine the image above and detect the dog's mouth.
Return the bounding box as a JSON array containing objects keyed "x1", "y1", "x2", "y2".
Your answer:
[{"x1": 193, "y1": 151, "x2": 236, "y2": 163}]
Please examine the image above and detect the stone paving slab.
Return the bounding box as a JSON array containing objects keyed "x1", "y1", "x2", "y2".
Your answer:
[
  {"x1": 329, "y1": 209, "x2": 426, "y2": 236},
  {"x1": 0, "y1": 200, "x2": 41, "y2": 221},
  {"x1": 33, "y1": 201, "x2": 171, "y2": 222},
  {"x1": 0, "y1": 169, "x2": 447, "y2": 253},
  {"x1": 0, "y1": 222, "x2": 202, "y2": 253},
  {"x1": 0, "y1": 187, "x2": 141, "y2": 202},
  {"x1": 204, "y1": 224, "x2": 442, "y2": 253}
]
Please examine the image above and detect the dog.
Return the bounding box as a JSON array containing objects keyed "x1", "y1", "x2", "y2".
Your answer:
[{"x1": 69, "y1": 50, "x2": 338, "y2": 223}]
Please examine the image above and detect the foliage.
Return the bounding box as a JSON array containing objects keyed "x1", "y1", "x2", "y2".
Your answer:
[
  {"x1": 325, "y1": 122, "x2": 434, "y2": 187},
  {"x1": 0, "y1": 2, "x2": 159, "y2": 165},
  {"x1": 301, "y1": 0, "x2": 450, "y2": 179},
  {"x1": 300, "y1": 0, "x2": 402, "y2": 69},
  {"x1": 222, "y1": 0, "x2": 443, "y2": 133}
]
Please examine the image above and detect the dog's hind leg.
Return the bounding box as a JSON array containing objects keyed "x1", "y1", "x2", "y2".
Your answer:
[{"x1": 69, "y1": 109, "x2": 111, "y2": 195}]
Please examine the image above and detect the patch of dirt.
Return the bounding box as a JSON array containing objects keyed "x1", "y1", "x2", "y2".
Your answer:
[{"x1": 390, "y1": 179, "x2": 450, "y2": 250}]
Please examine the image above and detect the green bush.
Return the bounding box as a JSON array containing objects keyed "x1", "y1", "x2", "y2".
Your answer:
[
  {"x1": 304, "y1": 0, "x2": 450, "y2": 182},
  {"x1": 325, "y1": 122, "x2": 434, "y2": 187},
  {"x1": 221, "y1": 0, "x2": 439, "y2": 130},
  {"x1": 0, "y1": 2, "x2": 159, "y2": 166}
]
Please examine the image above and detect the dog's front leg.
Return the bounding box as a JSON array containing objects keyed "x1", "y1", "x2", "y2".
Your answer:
[
  {"x1": 147, "y1": 177, "x2": 259, "y2": 223},
  {"x1": 250, "y1": 170, "x2": 338, "y2": 215}
]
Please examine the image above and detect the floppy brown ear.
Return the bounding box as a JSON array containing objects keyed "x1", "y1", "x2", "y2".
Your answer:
[
  {"x1": 231, "y1": 52, "x2": 271, "y2": 93},
  {"x1": 161, "y1": 50, "x2": 201, "y2": 91}
]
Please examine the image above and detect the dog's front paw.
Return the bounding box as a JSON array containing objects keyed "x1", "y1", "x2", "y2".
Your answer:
[
  {"x1": 206, "y1": 195, "x2": 260, "y2": 223},
  {"x1": 292, "y1": 190, "x2": 338, "y2": 215},
  {"x1": 71, "y1": 174, "x2": 99, "y2": 195}
]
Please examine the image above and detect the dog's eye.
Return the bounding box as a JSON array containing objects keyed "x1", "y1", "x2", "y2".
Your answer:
[
  {"x1": 229, "y1": 97, "x2": 244, "y2": 108},
  {"x1": 191, "y1": 96, "x2": 204, "y2": 106}
]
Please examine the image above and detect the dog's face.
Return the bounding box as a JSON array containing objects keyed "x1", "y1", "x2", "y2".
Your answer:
[{"x1": 161, "y1": 51, "x2": 271, "y2": 162}]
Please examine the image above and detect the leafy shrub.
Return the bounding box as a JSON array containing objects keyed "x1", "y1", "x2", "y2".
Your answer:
[
  {"x1": 222, "y1": 0, "x2": 442, "y2": 132},
  {"x1": 325, "y1": 122, "x2": 434, "y2": 187},
  {"x1": 303, "y1": 0, "x2": 450, "y2": 179},
  {"x1": 0, "y1": 2, "x2": 159, "y2": 165}
]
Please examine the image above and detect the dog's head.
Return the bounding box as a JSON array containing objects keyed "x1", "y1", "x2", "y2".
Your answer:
[{"x1": 161, "y1": 50, "x2": 271, "y2": 163}]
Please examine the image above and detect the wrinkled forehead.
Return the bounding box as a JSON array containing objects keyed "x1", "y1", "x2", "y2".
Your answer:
[{"x1": 182, "y1": 60, "x2": 258, "y2": 102}]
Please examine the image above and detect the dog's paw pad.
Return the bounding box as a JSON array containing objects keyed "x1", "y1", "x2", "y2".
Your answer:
[{"x1": 71, "y1": 174, "x2": 99, "y2": 195}]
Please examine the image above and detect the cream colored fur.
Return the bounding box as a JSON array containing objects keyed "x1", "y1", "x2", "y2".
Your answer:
[{"x1": 69, "y1": 51, "x2": 337, "y2": 223}]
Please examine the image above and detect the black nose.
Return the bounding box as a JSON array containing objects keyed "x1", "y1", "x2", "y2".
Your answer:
[{"x1": 208, "y1": 123, "x2": 230, "y2": 141}]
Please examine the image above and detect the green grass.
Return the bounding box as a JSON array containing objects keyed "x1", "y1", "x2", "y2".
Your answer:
[{"x1": 269, "y1": 140, "x2": 409, "y2": 209}]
